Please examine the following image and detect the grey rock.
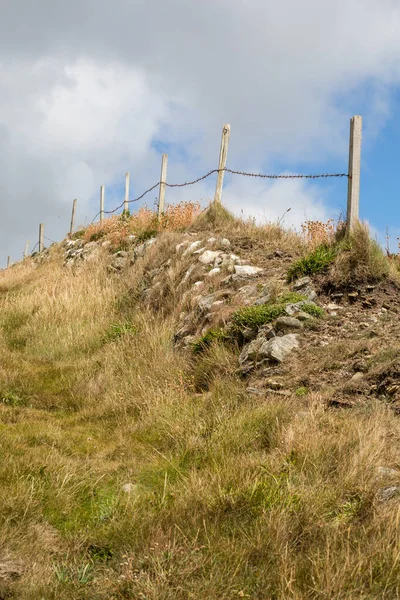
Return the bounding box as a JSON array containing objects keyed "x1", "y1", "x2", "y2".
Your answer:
[
  {"x1": 296, "y1": 311, "x2": 312, "y2": 321},
  {"x1": 236, "y1": 285, "x2": 259, "y2": 304},
  {"x1": 198, "y1": 250, "x2": 221, "y2": 265},
  {"x1": 113, "y1": 250, "x2": 129, "y2": 258},
  {"x1": 111, "y1": 256, "x2": 128, "y2": 270},
  {"x1": 259, "y1": 334, "x2": 299, "y2": 362},
  {"x1": 82, "y1": 241, "x2": 98, "y2": 253},
  {"x1": 234, "y1": 265, "x2": 263, "y2": 277},
  {"x1": 293, "y1": 277, "x2": 311, "y2": 290},
  {"x1": 183, "y1": 240, "x2": 202, "y2": 256},
  {"x1": 378, "y1": 486, "x2": 400, "y2": 502},
  {"x1": 198, "y1": 294, "x2": 217, "y2": 311},
  {"x1": 242, "y1": 327, "x2": 258, "y2": 341},
  {"x1": 254, "y1": 294, "x2": 271, "y2": 306},
  {"x1": 275, "y1": 317, "x2": 303, "y2": 331},
  {"x1": 377, "y1": 466, "x2": 400, "y2": 478},
  {"x1": 207, "y1": 267, "x2": 221, "y2": 277},
  {"x1": 239, "y1": 333, "x2": 299, "y2": 367},
  {"x1": 221, "y1": 238, "x2": 231, "y2": 248},
  {"x1": 285, "y1": 300, "x2": 317, "y2": 316}
]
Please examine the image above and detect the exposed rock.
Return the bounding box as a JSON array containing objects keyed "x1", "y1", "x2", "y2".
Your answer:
[
  {"x1": 378, "y1": 486, "x2": 400, "y2": 502},
  {"x1": 235, "y1": 285, "x2": 260, "y2": 305},
  {"x1": 377, "y1": 466, "x2": 400, "y2": 478},
  {"x1": 183, "y1": 241, "x2": 202, "y2": 256},
  {"x1": 193, "y1": 247, "x2": 206, "y2": 255},
  {"x1": 234, "y1": 265, "x2": 263, "y2": 277},
  {"x1": 239, "y1": 333, "x2": 299, "y2": 368},
  {"x1": 293, "y1": 277, "x2": 311, "y2": 290},
  {"x1": 198, "y1": 294, "x2": 218, "y2": 311},
  {"x1": 296, "y1": 311, "x2": 312, "y2": 321},
  {"x1": 176, "y1": 241, "x2": 189, "y2": 253},
  {"x1": 198, "y1": 250, "x2": 222, "y2": 265},
  {"x1": 221, "y1": 238, "x2": 231, "y2": 248},
  {"x1": 242, "y1": 327, "x2": 258, "y2": 341},
  {"x1": 259, "y1": 334, "x2": 299, "y2": 363},
  {"x1": 207, "y1": 267, "x2": 221, "y2": 277},
  {"x1": 275, "y1": 317, "x2": 303, "y2": 331}
]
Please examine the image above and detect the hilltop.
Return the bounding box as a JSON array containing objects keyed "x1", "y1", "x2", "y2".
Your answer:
[{"x1": 1, "y1": 204, "x2": 400, "y2": 600}]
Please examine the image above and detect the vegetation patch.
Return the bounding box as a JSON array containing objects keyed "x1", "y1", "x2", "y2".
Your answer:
[
  {"x1": 287, "y1": 244, "x2": 337, "y2": 282},
  {"x1": 191, "y1": 328, "x2": 231, "y2": 355},
  {"x1": 231, "y1": 292, "x2": 306, "y2": 331}
]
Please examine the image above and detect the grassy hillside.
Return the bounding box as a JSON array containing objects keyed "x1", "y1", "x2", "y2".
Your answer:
[{"x1": 1, "y1": 207, "x2": 400, "y2": 599}]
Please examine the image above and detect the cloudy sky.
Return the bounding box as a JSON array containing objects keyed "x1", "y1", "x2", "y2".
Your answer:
[{"x1": 1, "y1": 0, "x2": 400, "y2": 266}]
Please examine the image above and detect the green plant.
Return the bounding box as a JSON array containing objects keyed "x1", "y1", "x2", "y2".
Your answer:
[
  {"x1": 1, "y1": 391, "x2": 26, "y2": 406},
  {"x1": 287, "y1": 244, "x2": 337, "y2": 282},
  {"x1": 300, "y1": 302, "x2": 324, "y2": 318},
  {"x1": 231, "y1": 293, "x2": 306, "y2": 331},
  {"x1": 106, "y1": 321, "x2": 138, "y2": 341},
  {"x1": 295, "y1": 386, "x2": 308, "y2": 397}
]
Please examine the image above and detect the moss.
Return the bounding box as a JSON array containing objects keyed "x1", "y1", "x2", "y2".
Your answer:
[
  {"x1": 287, "y1": 244, "x2": 337, "y2": 282},
  {"x1": 300, "y1": 303, "x2": 324, "y2": 318}
]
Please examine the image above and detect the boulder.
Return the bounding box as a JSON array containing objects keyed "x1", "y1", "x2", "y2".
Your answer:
[
  {"x1": 275, "y1": 317, "x2": 303, "y2": 331},
  {"x1": 259, "y1": 334, "x2": 299, "y2": 362},
  {"x1": 234, "y1": 265, "x2": 263, "y2": 277}
]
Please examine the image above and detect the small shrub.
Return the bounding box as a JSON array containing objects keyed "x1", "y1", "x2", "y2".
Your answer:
[
  {"x1": 287, "y1": 244, "x2": 337, "y2": 282},
  {"x1": 1, "y1": 391, "x2": 26, "y2": 407},
  {"x1": 295, "y1": 386, "x2": 308, "y2": 397},
  {"x1": 105, "y1": 322, "x2": 138, "y2": 341}
]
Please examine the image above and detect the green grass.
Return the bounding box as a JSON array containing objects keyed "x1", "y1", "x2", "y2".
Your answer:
[
  {"x1": 191, "y1": 328, "x2": 230, "y2": 354},
  {"x1": 287, "y1": 244, "x2": 337, "y2": 282},
  {"x1": 231, "y1": 292, "x2": 306, "y2": 331}
]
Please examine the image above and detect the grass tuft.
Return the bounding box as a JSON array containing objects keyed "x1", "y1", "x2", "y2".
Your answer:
[{"x1": 287, "y1": 244, "x2": 337, "y2": 282}]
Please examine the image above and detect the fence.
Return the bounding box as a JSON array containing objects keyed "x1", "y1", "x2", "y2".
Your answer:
[{"x1": 6, "y1": 115, "x2": 362, "y2": 267}]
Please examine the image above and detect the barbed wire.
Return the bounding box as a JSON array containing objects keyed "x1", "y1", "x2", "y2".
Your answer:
[
  {"x1": 225, "y1": 169, "x2": 348, "y2": 180},
  {"x1": 165, "y1": 169, "x2": 221, "y2": 188},
  {"x1": 91, "y1": 182, "x2": 160, "y2": 222}
]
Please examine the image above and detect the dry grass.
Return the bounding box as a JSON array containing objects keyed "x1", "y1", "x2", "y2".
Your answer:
[
  {"x1": 82, "y1": 201, "x2": 201, "y2": 249},
  {"x1": 0, "y1": 216, "x2": 399, "y2": 599}
]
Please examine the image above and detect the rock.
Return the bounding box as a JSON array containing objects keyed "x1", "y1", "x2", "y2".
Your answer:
[
  {"x1": 326, "y1": 303, "x2": 342, "y2": 311},
  {"x1": 378, "y1": 486, "x2": 400, "y2": 502},
  {"x1": 275, "y1": 317, "x2": 303, "y2": 331},
  {"x1": 193, "y1": 281, "x2": 204, "y2": 289},
  {"x1": 254, "y1": 294, "x2": 271, "y2": 306},
  {"x1": 198, "y1": 250, "x2": 221, "y2": 265},
  {"x1": 350, "y1": 372, "x2": 364, "y2": 382},
  {"x1": 207, "y1": 237, "x2": 217, "y2": 244},
  {"x1": 285, "y1": 300, "x2": 317, "y2": 316},
  {"x1": 221, "y1": 238, "x2": 231, "y2": 248},
  {"x1": 377, "y1": 466, "x2": 400, "y2": 478},
  {"x1": 113, "y1": 250, "x2": 129, "y2": 258},
  {"x1": 234, "y1": 265, "x2": 263, "y2": 277},
  {"x1": 348, "y1": 292, "x2": 358, "y2": 302},
  {"x1": 183, "y1": 241, "x2": 202, "y2": 256},
  {"x1": 122, "y1": 483, "x2": 139, "y2": 493},
  {"x1": 293, "y1": 277, "x2": 311, "y2": 290},
  {"x1": 259, "y1": 334, "x2": 299, "y2": 362},
  {"x1": 296, "y1": 311, "x2": 312, "y2": 321},
  {"x1": 180, "y1": 264, "x2": 196, "y2": 285},
  {"x1": 176, "y1": 241, "x2": 189, "y2": 253},
  {"x1": 82, "y1": 241, "x2": 98, "y2": 253},
  {"x1": 242, "y1": 327, "x2": 258, "y2": 341},
  {"x1": 102, "y1": 240, "x2": 111, "y2": 248},
  {"x1": 208, "y1": 268, "x2": 221, "y2": 277},
  {"x1": 111, "y1": 256, "x2": 128, "y2": 270},
  {"x1": 239, "y1": 333, "x2": 299, "y2": 368},
  {"x1": 198, "y1": 294, "x2": 217, "y2": 311},
  {"x1": 264, "y1": 379, "x2": 284, "y2": 390},
  {"x1": 236, "y1": 285, "x2": 260, "y2": 305},
  {"x1": 193, "y1": 247, "x2": 206, "y2": 255}
]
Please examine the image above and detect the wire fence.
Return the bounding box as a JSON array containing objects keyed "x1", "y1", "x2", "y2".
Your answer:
[
  {"x1": 5, "y1": 117, "x2": 363, "y2": 267},
  {"x1": 91, "y1": 167, "x2": 348, "y2": 222}
]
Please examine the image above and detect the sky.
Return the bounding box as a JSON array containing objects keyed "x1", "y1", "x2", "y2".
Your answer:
[{"x1": 1, "y1": 0, "x2": 400, "y2": 266}]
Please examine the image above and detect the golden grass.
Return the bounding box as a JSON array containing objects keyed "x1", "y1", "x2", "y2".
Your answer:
[{"x1": 0, "y1": 216, "x2": 399, "y2": 598}]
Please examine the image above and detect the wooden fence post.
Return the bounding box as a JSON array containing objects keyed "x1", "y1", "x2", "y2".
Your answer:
[
  {"x1": 214, "y1": 124, "x2": 231, "y2": 204},
  {"x1": 158, "y1": 154, "x2": 168, "y2": 219},
  {"x1": 7, "y1": 256, "x2": 11, "y2": 268},
  {"x1": 100, "y1": 186, "x2": 105, "y2": 223},
  {"x1": 347, "y1": 115, "x2": 362, "y2": 232},
  {"x1": 39, "y1": 224, "x2": 44, "y2": 253},
  {"x1": 23, "y1": 241, "x2": 29, "y2": 259},
  {"x1": 124, "y1": 172, "x2": 130, "y2": 214},
  {"x1": 70, "y1": 199, "x2": 77, "y2": 236}
]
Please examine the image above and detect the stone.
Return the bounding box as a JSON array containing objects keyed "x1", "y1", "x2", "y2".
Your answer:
[
  {"x1": 208, "y1": 268, "x2": 221, "y2": 277},
  {"x1": 296, "y1": 311, "x2": 312, "y2": 321},
  {"x1": 234, "y1": 265, "x2": 263, "y2": 277},
  {"x1": 236, "y1": 285, "x2": 259, "y2": 304},
  {"x1": 254, "y1": 294, "x2": 271, "y2": 306},
  {"x1": 111, "y1": 256, "x2": 128, "y2": 270},
  {"x1": 82, "y1": 241, "x2": 98, "y2": 253},
  {"x1": 326, "y1": 303, "x2": 342, "y2": 311},
  {"x1": 198, "y1": 250, "x2": 221, "y2": 265},
  {"x1": 275, "y1": 317, "x2": 303, "y2": 331},
  {"x1": 193, "y1": 281, "x2": 204, "y2": 289},
  {"x1": 350, "y1": 372, "x2": 364, "y2": 382},
  {"x1": 207, "y1": 237, "x2": 217, "y2": 244},
  {"x1": 113, "y1": 250, "x2": 129, "y2": 258},
  {"x1": 176, "y1": 241, "x2": 189, "y2": 253},
  {"x1": 221, "y1": 238, "x2": 231, "y2": 248},
  {"x1": 239, "y1": 333, "x2": 299, "y2": 367},
  {"x1": 183, "y1": 241, "x2": 202, "y2": 256},
  {"x1": 377, "y1": 466, "x2": 400, "y2": 478},
  {"x1": 378, "y1": 486, "x2": 400, "y2": 502},
  {"x1": 242, "y1": 327, "x2": 258, "y2": 341},
  {"x1": 121, "y1": 483, "x2": 140, "y2": 494},
  {"x1": 293, "y1": 277, "x2": 311, "y2": 290},
  {"x1": 193, "y1": 247, "x2": 206, "y2": 255},
  {"x1": 197, "y1": 294, "x2": 217, "y2": 311},
  {"x1": 285, "y1": 300, "x2": 317, "y2": 316},
  {"x1": 181, "y1": 264, "x2": 196, "y2": 284},
  {"x1": 212, "y1": 300, "x2": 224, "y2": 309},
  {"x1": 259, "y1": 334, "x2": 299, "y2": 362}
]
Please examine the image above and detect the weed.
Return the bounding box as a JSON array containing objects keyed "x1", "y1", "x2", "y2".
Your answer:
[
  {"x1": 192, "y1": 328, "x2": 230, "y2": 355},
  {"x1": 105, "y1": 321, "x2": 138, "y2": 341},
  {"x1": 295, "y1": 386, "x2": 308, "y2": 397},
  {"x1": 231, "y1": 292, "x2": 305, "y2": 331},
  {"x1": 300, "y1": 302, "x2": 324, "y2": 318},
  {"x1": 287, "y1": 244, "x2": 337, "y2": 282}
]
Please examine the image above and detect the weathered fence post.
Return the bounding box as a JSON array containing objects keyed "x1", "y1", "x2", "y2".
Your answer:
[
  {"x1": 347, "y1": 115, "x2": 362, "y2": 232},
  {"x1": 23, "y1": 241, "x2": 29, "y2": 259},
  {"x1": 214, "y1": 124, "x2": 231, "y2": 204},
  {"x1": 158, "y1": 154, "x2": 168, "y2": 219},
  {"x1": 7, "y1": 256, "x2": 11, "y2": 268},
  {"x1": 70, "y1": 199, "x2": 77, "y2": 236},
  {"x1": 124, "y1": 172, "x2": 130, "y2": 214},
  {"x1": 100, "y1": 186, "x2": 105, "y2": 223},
  {"x1": 39, "y1": 224, "x2": 44, "y2": 253}
]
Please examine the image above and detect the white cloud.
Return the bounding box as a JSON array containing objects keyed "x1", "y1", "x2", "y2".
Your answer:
[{"x1": 1, "y1": 0, "x2": 400, "y2": 263}]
